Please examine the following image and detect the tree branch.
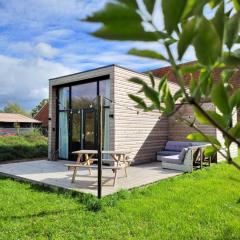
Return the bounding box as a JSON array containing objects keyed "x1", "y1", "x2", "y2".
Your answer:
[{"x1": 190, "y1": 99, "x2": 240, "y2": 147}]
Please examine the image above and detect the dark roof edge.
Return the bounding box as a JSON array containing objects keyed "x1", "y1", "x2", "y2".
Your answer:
[
  {"x1": 49, "y1": 64, "x2": 150, "y2": 81},
  {"x1": 49, "y1": 64, "x2": 115, "y2": 81}
]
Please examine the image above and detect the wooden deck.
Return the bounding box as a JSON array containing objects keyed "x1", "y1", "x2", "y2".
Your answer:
[{"x1": 0, "y1": 160, "x2": 182, "y2": 196}]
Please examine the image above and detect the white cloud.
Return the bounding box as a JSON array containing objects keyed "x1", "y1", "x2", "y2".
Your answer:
[
  {"x1": 35, "y1": 29, "x2": 74, "y2": 43},
  {"x1": 35, "y1": 42, "x2": 59, "y2": 58},
  {"x1": 0, "y1": 55, "x2": 75, "y2": 110},
  {"x1": 0, "y1": 0, "x2": 109, "y2": 29},
  {"x1": 7, "y1": 41, "x2": 60, "y2": 59}
]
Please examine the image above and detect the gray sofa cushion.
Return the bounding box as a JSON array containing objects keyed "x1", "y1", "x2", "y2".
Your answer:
[
  {"x1": 157, "y1": 150, "x2": 181, "y2": 156},
  {"x1": 161, "y1": 155, "x2": 182, "y2": 164},
  {"x1": 165, "y1": 141, "x2": 193, "y2": 152},
  {"x1": 161, "y1": 148, "x2": 187, "y2": 164}
]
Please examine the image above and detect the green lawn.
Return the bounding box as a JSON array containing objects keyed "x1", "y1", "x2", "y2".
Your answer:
[{"x1": 0, "y1": 162, "x2": 239, "y2": 240}]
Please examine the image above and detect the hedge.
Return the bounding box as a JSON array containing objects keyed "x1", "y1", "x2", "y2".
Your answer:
[{"x1": 0, "y1": 134, "x2": 48, "y2": 162}]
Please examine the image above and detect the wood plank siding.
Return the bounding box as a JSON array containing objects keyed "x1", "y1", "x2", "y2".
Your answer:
[
  {"x1": 168, "y1": 103, "x2": 216, "y2": 141},
  {"x1": 113, "y1": 66, "x2": 179, "y2": 164}
]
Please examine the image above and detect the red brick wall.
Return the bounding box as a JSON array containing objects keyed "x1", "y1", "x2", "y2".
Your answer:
[
  {"x1": 148, "y1": 62, "x2": 240, "y2": 120},
  {"x1": 34, "y1": 103, "x2": 49, "y2": 128}
]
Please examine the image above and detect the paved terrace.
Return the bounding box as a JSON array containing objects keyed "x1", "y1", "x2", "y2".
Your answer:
[{"x1": 0, "y1": 160, "x2": 182, "y2": 196}]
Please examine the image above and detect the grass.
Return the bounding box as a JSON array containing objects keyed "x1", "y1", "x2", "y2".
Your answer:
[
  {"x1": 0, "y1": 130, "x2": 48, "y2": 161},
  {"x1": 0, "y1": 162, "x2": 239, "y2": 240}
]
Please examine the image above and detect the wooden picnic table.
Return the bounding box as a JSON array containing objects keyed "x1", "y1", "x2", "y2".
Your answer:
[{"x1": 67, "y1": 150, "x2": 131, "y2": 186}]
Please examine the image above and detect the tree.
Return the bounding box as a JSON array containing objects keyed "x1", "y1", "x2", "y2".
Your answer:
[
  {"x1": 31, "y1": 99, "x2": 48, "y2": 117},
  {"x1": 3, "y1": 103, "x2": 29, "y2": 116},
  {"x1": 85, "y1": 0, "x2": 240, "y2": 169}
]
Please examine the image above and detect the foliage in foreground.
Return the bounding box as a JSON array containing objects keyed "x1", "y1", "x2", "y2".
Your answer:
[
  {"x1": 0, "y1": 130, "x2": 48, "y2": 161},
  {"x1": 85, "y1": 0, "x2": 240, "y2": 169},
  {"x1": 0, "y1": 162, "x2": 239, "y2": 239}
]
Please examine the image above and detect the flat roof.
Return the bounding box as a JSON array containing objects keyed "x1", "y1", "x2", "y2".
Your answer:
[
  {"x1": 49, "y1": 64, "x2": 147, "y2": 81},
  {"x1": 0, "y1": 113, "x2": 41, "y2": 123},
  {"x1": 48, "y1": 64, "x2": 180, "y2": 89}
]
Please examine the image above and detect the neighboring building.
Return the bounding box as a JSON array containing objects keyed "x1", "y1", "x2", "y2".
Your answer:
[
  {"x1": 149, "y1": 61, "x2": 240, "y2": 120},
  {"x1": 48, "y1": 65, "x2": 238, "y2": 164},
  {"x1": 0, "y1": 113, "x2": 41, "y2": 134},
  {"x1": 34, "y1": 102, "x2": 49, "y2": 135}
]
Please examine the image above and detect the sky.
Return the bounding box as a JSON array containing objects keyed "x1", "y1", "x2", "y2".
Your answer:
[{"x1": 0, "y1": 0, "x2": 198, "y2": 111}]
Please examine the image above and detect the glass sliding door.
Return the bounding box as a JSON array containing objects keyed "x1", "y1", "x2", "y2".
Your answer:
[
  {"x1": 72, "y1": 82, "x2": 97, "y2": 109},
  {"x1": 99, "y1": 80, "x2": 110, "y2": 151},
  {"x1": 83, "y1": 109, "x2": 97, "y2": 149},
  {"x1": 59, "y1": 111, "x2": 69, "y2": 159},
  {"x1": 57, "y1": 78, "x2": 110, "y2": 160},
  {"x1": 58, "y1": 87, "x2": 69, "y2": 159},
  {"x1": 71, "y1": 111, "x2": 81, "y2": 153}
]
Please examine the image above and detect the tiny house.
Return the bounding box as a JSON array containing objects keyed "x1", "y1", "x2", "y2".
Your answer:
[{"x1": 48, "y1": 65, "x2": 238, "y2": 164}]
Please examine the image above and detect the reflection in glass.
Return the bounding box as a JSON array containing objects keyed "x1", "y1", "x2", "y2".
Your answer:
[
  {"x1": 72, "y1": 82, "x2": 97, "y2": 109},
  {"x1": 59, "y1": 111, "x2": 68, "y2": 159},
  {"x1": 99, "y1": 80, "x2": 110, "y2": 151},
  {"x1": 71, "y1": 112, "x2": 81, "y2": 152},
  {"x1": 84, "y1": 111, "x2": 96, "y2": 149},
  {"x1": 59, "y1": 87, "x2": 69, "y2": 110},
  {"x1": 58, "y1": 79, "x2": 111, "y2": 158}
]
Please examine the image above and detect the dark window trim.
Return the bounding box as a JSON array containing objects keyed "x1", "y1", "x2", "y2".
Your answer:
[
  {"x1": 55, "y1": 75, "x2": 110, "y2": 160},
  {"x1": 54, "y1": 75, "x2": 110, "y2": 88}
]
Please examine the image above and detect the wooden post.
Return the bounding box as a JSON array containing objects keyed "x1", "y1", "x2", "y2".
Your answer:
[{"x1": 97, "y1": 95, "x2": 103, "y2": 199}]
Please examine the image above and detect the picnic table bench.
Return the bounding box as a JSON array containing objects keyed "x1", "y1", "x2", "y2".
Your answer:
[{"x1": 65, "y1": 150, "x2": 131, "y2": 186}]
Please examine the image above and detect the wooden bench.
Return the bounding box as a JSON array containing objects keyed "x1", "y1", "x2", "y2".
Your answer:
[{"x1": 65, "y1": 163, "x2": 128, "y2": 186}]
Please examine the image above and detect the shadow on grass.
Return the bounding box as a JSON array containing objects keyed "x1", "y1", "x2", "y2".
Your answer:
[
  {"x1": 228, "y1": 176, "x2": 240, "y2": 183},
  {"x1": 0, "y1": 175, "x2": 131, "y2": 212},
  {"x1": 1, "y1": 208, "x2": 79, "y2": 221}
]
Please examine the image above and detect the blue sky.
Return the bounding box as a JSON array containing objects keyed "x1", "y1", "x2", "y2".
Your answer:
[{"x1": 0, "y1": 0, "x2": 197, "y2": 111}]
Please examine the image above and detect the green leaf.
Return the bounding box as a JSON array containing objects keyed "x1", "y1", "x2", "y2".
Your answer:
[
  {"x1": 128, "y1": 94, "x2": 147, "y2": 109},
  {"x1": 187, "y1": 133, "x2": 221, "y2": 146},
  {"x1": 129, "y1": 77, "x2": 147, "y2": 86},
  {"x1": 149, "y1": 72, "x2": 155, "y2": 88},
  {"x1": 142, "y1": 85, "x2": 160, "y2": 108},
  {"x1": 220, "y1": 69, "x2": 236, "y2": 83},
  {"x1": 143, "y1": 0, "x2": 155, "y2": 14},
  {"x1": 223, "y1": 52, "x2": 240, "y2": 66},
  {"x1": 229, "y1": 122, "x2": 240, "y2": 139},
  {"x1": 162, "y1": 83, "x2": 174, "y2": 114},
  {"x1": 189, "y1": 76, "x2": 201, "y2": 101},
  {"x1": 173, "y1": 89, "x2": 183, "y2": 101},
  {"x1": 162, "y1": 0, "x2": 188, "y2": 34},
  {"x1": 212, "y1": 2, "x2": 225, "y2": 41},
  {"x1": 199, "y1": 69, "x2": 211, "y2": 95},
  {"x1": 211, "y1": 82, "x2": 231, "y2": 115},
  {"x1": 180, "y1": 63, "x2": 202, "y2": 74},
  {"x1": 233, "y1": 0, "x2": 240, "y2": 11},
  {"x1": 178, "y1": 18, "x2": 196, "y2": 60},
  {"x1": 224, "y1": 13, "x2": 240, "y2": 50},
  {"x1": 209, "y1": 0, "x2": 222, "y2": 9},
  {"x1": 203, "y1": 146, "x2": 217, "y2": 157},
  {"x1": 85, "y1": 2, "x2": 159, "y2": 41},
  {"x1": 158, "y1": 76, "x2": 167, "y2": 92},
  {"x1": 182, "y1": 0, "x2": 206, "y2": 19},
  {"x1": 128, "y1": 48, "x2": 166, "y2": 61},
  {"x1": 193, "y1": 18, "x2": 222, "y2": 65},
  {"x1": 194, "y1": 108, "x2": 228, "y2": 129},
  {"x1": 226, "y1": 122, "x2": 240, "y2": 147},
  {"x1": 230, "y1": 89, "x2": 240, "y2": 109}
]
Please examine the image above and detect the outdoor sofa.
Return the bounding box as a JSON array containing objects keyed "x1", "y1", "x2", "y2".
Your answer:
[{"x1": 157, "y1": 141, "x2": 210, "y2": 172}]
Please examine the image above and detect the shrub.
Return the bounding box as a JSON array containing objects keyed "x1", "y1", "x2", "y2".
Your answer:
[{"x1": 0, "y1": 131, "x2": 48, "y2": 161}]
